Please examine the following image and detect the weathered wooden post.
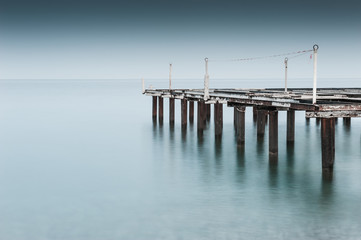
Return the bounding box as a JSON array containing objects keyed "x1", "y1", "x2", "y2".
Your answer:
[
  {"x1": 189, "y1": 101, "x2": 194, "y2": 124},
  {"x1": 269, "y1": 110, "x2": 278, "y2": 157},
  {"x1": 181, "y1": 99, "x2": 187, "y2": 129},
  {"x1": 215, "y1": 102, "x2": 223, "y2": 138},
  {"x1": 169, "y1": 98, "x2": 175, "y2": 126},
  {"x1": 287, "y1": 109, "x2": 295, "y2": 143},
  {"x1": 158, "y1": 97, "x2": 163, "y2": 124},
  {"x1": 321, "y1": 118, "x2": 335, "y2": 173},
  {"x1": 236, "y1": 106, "x2": 246, "y2": 146},
  {"x1": 234, "y1": 107, "x2": 238, "y2": 133},
  {"x1": 152, "y1": 96, "x2": 157, "y2": 121},
  {"x1": 312, "y1": 44, "x2": 319, "y2": 104},
  {"x1": 257, "y1": 109, "x2": 266, "y2": 139}
]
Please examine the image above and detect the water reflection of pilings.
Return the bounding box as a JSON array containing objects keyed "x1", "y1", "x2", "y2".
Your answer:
[
  {"x1": 268, "y1": 160, "x2": 279, "y2": 189},
  {"x1": 320, "y1": 172, "x2": 334, "y2": 208}
]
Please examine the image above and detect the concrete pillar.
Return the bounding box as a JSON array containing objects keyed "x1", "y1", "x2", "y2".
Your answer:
[
  {"x1": 181, "y1": 99, "x2": 187, "y2": 129},
  {"x1": 189, "y1": 101, "x2": 194, "y2": 124},
  {"x1": 236, "y1": 106, "x2": 246, "y2": 146},
  {"x1": 152, "y1": 96, "x2": 157, "y2": 121},
  {"x1": 321, "y1": 118, "x2": 335, "y2": 173},
  {"x1": 169, "y1": 98, "x2": 175, "y2": 126},
  {"x1": 158, "y1": 97, "x2": 163, "y2": 125},
  {"x1": 287, "y1": 110, "x2": 295, "y2": 143},
  {"x1": 257, "y1": 109, "x2": 267, "y2": 139},
  {"x1": 269, "y1": 110, "x2": 278, "y2": 157}
]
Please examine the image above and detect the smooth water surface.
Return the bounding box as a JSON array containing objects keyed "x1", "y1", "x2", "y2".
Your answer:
[{"x1": 0, "y1": 79, "x2": 360, "y2": 240}]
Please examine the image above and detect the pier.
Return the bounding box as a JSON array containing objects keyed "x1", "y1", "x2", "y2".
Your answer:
[
  {"x1": 145, "y1": 88, "x2": 361, "y2": 174},
  {"x1": 143, "y1": 45, "x2": 361, "y2": 174}
]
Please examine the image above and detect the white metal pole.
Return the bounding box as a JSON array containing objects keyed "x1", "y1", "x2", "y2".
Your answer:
[
  {"x1": 204, "y1": 57, "x2": 209, "y2": 100},
  {"x1": 169, "y1": 63, "x2": 172, "y2": 89},
  {"x1": 284, "y1": 57, "x2": 288, "y2": 92},
  {"x1": 312, "y1": 44, "x2": 319, "y2": 104},
  {"x1": 142, "y1": 77, "x2": 145, "y2": 93}
]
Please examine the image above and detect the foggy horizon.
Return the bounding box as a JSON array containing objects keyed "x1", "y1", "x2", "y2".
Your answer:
[{"x1": 1, "y1": 0, "x2": 360, "y2": 80}]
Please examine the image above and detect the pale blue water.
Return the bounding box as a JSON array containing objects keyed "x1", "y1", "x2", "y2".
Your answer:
[{"x1": 0, "y1": 79, "x2": 360, "y2": 240}]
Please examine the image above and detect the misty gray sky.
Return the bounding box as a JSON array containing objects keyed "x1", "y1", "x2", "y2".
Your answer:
[{"x1": 0, "y1": 0, "x2": 360, "y2": 80}]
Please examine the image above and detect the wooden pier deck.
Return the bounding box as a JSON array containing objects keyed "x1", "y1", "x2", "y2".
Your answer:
[{"x1": 144, "y1": 87, "x2": 361, "y2": 174}]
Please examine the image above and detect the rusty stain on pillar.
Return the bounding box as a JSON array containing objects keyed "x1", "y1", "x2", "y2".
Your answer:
[
  {"x1": 269, "y1": 110, "x2": 278, "y2": 157},
  {"x1": 169, "y1": 98, "x2": 175, "y2": 126},
  {"x1": 189, "y1": 101, "x2": 194, "y2": 124},
  {"x1": 181, "y1": 99, "x2": 187, "y2": 129},
  {"x1": 158, "y1": 97, "x2": 163, "y2": 125},
  {"x1": 321, "y1": 118, "x2": 335, "y2": 173},
  {"x1": 287, "y1": 110, "x2": 295, "y2": 143},
  {"x1": 257, "y1": 110, "x2": 266, "y2": 139},
  {"x1": 215, "y1": 102, "x2": 223, "y2": 138},
  {"x1": 236, "y1": 106, "x2": 246, "y2": 146},
  {"x1": 152, "y1": 96, "x2": 157, "y2": 121}
]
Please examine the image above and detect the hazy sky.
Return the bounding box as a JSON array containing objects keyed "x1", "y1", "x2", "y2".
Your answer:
[{"x1": 0, "y1": 0, "x2": 360, "y2": 80}]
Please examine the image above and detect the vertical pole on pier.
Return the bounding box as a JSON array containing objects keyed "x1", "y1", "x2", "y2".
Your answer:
[
  {"x1": 269, "y1": 110, "x2": 278, "y2": 157},
  {"x1": 152, "y1": 96, "x2": 157, "y2": 121},
  {"x1": 142, "y1": 78, "x2": 145, "y2": 94},
  {"x1": 189, "y1": 101, "x2": 194, "y2": 124},
  {"x1": 284, "y1": 58, "x2": 288, "y2": 92},
  {"x1": 169, "y1": 98, "x2": 175, "y2": 126},
  {"x1": 215, "y1": 102, "x2": 223, "y2": 139},
  {"x1": 287, "y1": 110, "x2": 295, "y2": 143},
  {"x1": 257, "y1": 109, "x2": 266, "y2": 139},
  {"x1": 181, "y1": 99, "x2": 187, "y2": 129},
  {"x1": 158, "y1": 97, "x2": 164, "y2": 124},
  {"x1": 169, "y1": 63, "x2": 172, "y2": 89},
  {"x1": 197, "y1": 101, "x2": 204, "y2": 135},
  {"x1": 204, "y1": 58, "x2": 210, "y2": 100},
  {"x1": 321, "y1": 118, "x2": 335, "y2": 173},
  {"x1": 312, "y1": 44, "x2": 319, "y2": 104},
  {"x1": 236, "y1": 106, "x2": 246, "y2": 146}
]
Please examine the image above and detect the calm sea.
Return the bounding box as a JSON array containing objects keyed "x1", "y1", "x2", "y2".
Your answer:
[{"x1": 0, "y1": 79, "x2": 360, "y2": 240}]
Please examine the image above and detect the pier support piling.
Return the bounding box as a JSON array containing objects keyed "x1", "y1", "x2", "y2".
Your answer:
[
  {"x1": 257, "y1": 109, "x2": 267, "y2": 139},
  {"x1": 269, "y1": 110, "x2": 278, "y2": 157},
  {"x1": 287, "y1": 110, "x2": 295, "y2": 143},
  {"x1": 197, "y1": 101, "x2": 204, "y2": 135},
  {"x1": 253, "y1": 107, "x2": 258, "y2": 122},
  {"x1": 321, "y1": 118, "x2": 335, "y2": 173},
  {"x1": 152, "y1": 96, "x2": 157, "y2": 121},
  {"x1": 189, "y1": 101, "x2": 194, "y2": 124},
  {"x1": 169, "y1": 98, "x2": 175, "y2": 126},
  {"x1": 343, "y1": 117, "x2": 351, "y2": 126},
  {"x1": 158, "y1": 97, "x2": 163, "y2": 124},
  {"x1": 206, "y1": 104, "x2": 211, "y2": 121},
  {"x1": 236, "y1": 107, "x2": 246, "y2": 146},
  {"x1": 181, "y1": 99, "x2": 187, "y2": 129},
  {"x1": 214, "y1": 103, "x2": 223, "y2": 138}
]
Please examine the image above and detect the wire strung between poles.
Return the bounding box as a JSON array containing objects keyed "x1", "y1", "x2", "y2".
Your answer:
[{"x1": 208, "y1": 49, "x2": 313, "y2": 62}]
